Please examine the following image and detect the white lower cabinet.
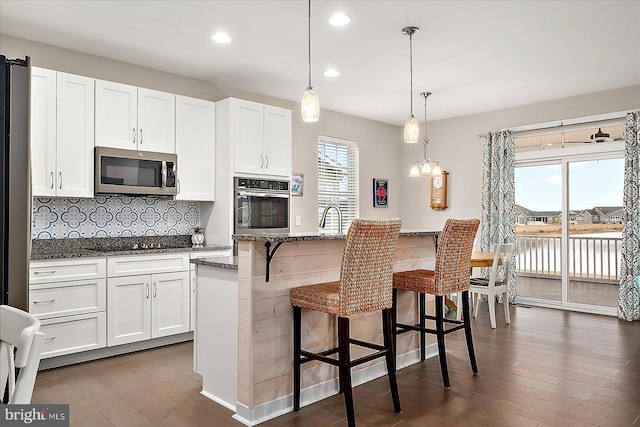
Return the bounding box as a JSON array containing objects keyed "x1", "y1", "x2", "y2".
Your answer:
[
  {"x1": 29, "y1": 258, "x2": 107, "y2": 359},
  {"x1": 107, "y1": 254, "x2": 190, "y2": 346}
]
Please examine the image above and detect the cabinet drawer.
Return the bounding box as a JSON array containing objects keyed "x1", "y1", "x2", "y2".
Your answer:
[
  {"x1": 30, "y1": 258, "x2": 106, "y2": 284},
  {"x1": 107, "y1": 253, "x2": 189, "y2": 277},
  {"x1": 30, "y1": 279, "x2": 106, "y2": 320},
  {"x1": 40, "y1": 312, "x2": 106, "y2": 359}
]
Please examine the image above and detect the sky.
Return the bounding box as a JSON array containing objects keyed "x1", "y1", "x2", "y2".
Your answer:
[{"x1": 515, "y1": 158, "x2": 624, "y2": 212}]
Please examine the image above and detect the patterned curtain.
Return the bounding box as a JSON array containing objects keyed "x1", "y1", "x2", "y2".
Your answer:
[
  {"x1": 481, "y1": 130, "x2": 517, "y2": 303},
  {"x1": 618, "y1": 111, "x2": 640, "y2": 321}
]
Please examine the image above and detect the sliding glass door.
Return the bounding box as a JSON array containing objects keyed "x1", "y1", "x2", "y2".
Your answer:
[{"x1": 515, "y1": 142, "x2": 623, "y2": 315}]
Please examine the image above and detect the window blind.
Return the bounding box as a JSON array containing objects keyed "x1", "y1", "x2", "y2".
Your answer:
[{"x1": 317, "y1": 137, "x2": 359, "y2": 234}]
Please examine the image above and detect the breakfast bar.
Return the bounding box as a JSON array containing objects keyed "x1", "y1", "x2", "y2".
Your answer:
[{"x1": 193, "y1": 230, "x2": 439, "y2": 426}]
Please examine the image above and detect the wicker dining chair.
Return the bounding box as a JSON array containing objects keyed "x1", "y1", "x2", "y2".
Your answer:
[
  {"x1": 291, "y1": 218, "x2": 403, "y2": 427},
  {"x1": 392, "y1": 218, "x2": 480, "y2": 389}
]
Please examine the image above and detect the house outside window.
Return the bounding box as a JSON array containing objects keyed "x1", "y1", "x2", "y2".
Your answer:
[{"x1": 317, "y1": 136, "x2": 359, "y2": 234}]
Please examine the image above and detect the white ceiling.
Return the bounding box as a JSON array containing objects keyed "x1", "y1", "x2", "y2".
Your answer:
[{"x1": 1, "y1": 0, "x2": 638, "y2": 125}]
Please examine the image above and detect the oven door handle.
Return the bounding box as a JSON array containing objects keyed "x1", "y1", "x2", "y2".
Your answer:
[{"x1": 237, "y1": 191, "x2": 289, "y2": 198}]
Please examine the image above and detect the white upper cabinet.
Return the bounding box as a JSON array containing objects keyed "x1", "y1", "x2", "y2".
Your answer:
[
  {"x1": 175, "y1": 96, "x2": 215, "y2": 201},
  {"x1": 30, "y1": 67, "x2": 94, "y2": 198},
  {"x1": 95, "y1": 80, "x2": 176, "y2": 153},
  {"x1": 224, "y1": 98, "x2": 291, "y2": 177},
  {"x1": 263, "y1": 105, "x2": 292, "y2": 177}
]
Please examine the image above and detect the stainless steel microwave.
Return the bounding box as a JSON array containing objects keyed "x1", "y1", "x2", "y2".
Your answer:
[{"x1": 95, "y1": 147, "x2": 177, "y2": 196}]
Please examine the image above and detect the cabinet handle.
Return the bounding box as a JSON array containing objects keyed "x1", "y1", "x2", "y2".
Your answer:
[
  {"x1": 33, "y1": 299, "x2": 56, "y2": 304},
  {"x1": 59, "y1": 172, "x2": 62, "y2": 189},
  {"x1": 33, "y1": 270, "x2": 56, "y2": 275},
  {"x1": 192, "y1": 277, "x2": 196, "y2": 293},
  {"x1": 260, "y1": 155, "x2": 264, "y2": 169},
  {"x1": 153, "y1": 282, "x2": 157, "y2": 298},
  {"x1": 177, "y1": 179, "x2": 181, "y2": 194},
  {"x1": 265, "y1": 155, "x2": 269, "y2": 169},
  {"x1": 132, "y1": 128, "x2": 136, "y2": 144},
  {"x1": 44, "y1": 336, "x2": 56, "y2": 343},
  {"x1": 146, "y1": 283, "x2": 149, "y2": 299},
  {"x1": 49, "y1": 171, "x2": 54, "y2": 189},
  {"x1": 139, "y1": 128, "x2": 143, "y2": 144}
]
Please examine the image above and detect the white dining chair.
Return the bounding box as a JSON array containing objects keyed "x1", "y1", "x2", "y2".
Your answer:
[
  {"x1": 469, "y1": 244, "x2": 514, "y2": 328},
  {"x1": 1, "y1": 305, "x2": 46, "y2": 404}
]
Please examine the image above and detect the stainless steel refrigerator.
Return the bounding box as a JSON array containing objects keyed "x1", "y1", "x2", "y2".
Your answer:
[{"x1": 0, "y1": 55, "x2": 31, "y2": 311}]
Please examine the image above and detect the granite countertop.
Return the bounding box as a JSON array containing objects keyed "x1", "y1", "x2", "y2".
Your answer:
[
  {"x1": 31, "y1": 235, "x2": 232, "y2": 260},
  {"x1": 190, "y1": 256, "x2": 238, "y2": 270},
  {"x1": 232, "y1": 230, "x2": 440, "y2": 242}
]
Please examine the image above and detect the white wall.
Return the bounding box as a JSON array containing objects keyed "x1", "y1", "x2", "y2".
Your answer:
[{"x1": 400, "y1": 85, "x2": 640, "y2": 231}]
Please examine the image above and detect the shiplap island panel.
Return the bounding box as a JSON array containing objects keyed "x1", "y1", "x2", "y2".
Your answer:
[{"x1": 193, "y1": 231, "x2": 439, "y2": 425}]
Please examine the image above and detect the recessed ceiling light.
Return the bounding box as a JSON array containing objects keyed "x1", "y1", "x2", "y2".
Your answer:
[
  {"x1": 323, "y1": 68, "x2": 340, "y2": 77},
  {"x1": 211, "y1": 32, "x2": 231, "y2": 43},
  {"x1": 329, "y1": 12, "x2": 351, "y2": 26}
]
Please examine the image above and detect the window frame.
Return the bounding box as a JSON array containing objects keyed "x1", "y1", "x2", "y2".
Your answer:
[{"x1": 317, "y1": 135, "x2": 359, "y2": 234}]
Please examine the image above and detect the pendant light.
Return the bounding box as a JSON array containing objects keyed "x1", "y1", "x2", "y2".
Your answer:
[
  {"x1": 402, "y1": 26, "x2": 419, "y2": 143},
  {"x1": 301, "y1": 0, "x2": 319, "y2": 122},
  {"x1": 408, "y1": 91, "x2": 443, "y2": 177}
]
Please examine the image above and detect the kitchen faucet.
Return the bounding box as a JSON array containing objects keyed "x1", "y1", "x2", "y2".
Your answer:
[{"x1": 319, "y1": 204, "x2": 343, "y2": 234}]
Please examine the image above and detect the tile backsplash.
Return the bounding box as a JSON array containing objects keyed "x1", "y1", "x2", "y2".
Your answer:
[{"x1": 32, "y1": 196, "x2": 200, "y2": 239}]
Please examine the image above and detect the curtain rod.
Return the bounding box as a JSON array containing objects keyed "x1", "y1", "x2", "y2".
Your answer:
[{"x1": 477, "y1": 110, "x2": 630, "y2": 139}]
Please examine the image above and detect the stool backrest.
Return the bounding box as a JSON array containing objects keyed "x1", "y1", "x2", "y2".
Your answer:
[
  {"x1": 434, "y1": 218, "x2": 480, "y2": 294},
  {"x1": 339, "y1": 218, "x2": 402, "y2": 317},
  {"x1": 1, "y1": 305, "x2": 46, "y2": 404}
]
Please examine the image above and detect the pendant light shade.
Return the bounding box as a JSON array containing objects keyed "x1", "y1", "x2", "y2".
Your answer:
[
  {"x1": 301, "y1": 0, "x2": 319, "y2": 122},
  {"x1": 301, "y1": 88, "x2": 320, "y2": 122},
  {"x1": 402, "y1": 26, "x2": 419, "y2": 143},
  {"x1": 404, "y1": 116, "x2": 419, "y2": 143},
  {"x1": 409, "y1": 162, "x2": 421, "y2": 177}
]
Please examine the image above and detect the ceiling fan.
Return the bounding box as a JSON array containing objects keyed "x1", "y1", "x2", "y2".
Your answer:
[{"x1": 563, "y1": 128, "x2": 624, "y2": 144}]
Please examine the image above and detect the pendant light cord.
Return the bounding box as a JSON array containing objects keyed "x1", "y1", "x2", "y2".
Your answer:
[
  {"x1": 308, "y1": 0, "x2": 312, "y2": 90},
  {"x1": 409, "y1": 33, "x2": 413, "y2": 116}
]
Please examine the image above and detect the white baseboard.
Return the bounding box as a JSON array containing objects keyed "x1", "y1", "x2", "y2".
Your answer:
[
  {"x1": 200, "y1": 390, "x2": 236, "y2": 412},
  {"x1": 230, "y1": 344, "x2": 437, "y2": 426}
]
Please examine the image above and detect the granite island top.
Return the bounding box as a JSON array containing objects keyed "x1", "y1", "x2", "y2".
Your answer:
[
  {"x1": 232, "y1": 229, "x2": 440, "y2": 242},
  {"x1": 190, "y1": 256, "x2": 238, "y2": 270},
  {"x1": 31, "y1": 235, "x2": 232, "y2": 260}
]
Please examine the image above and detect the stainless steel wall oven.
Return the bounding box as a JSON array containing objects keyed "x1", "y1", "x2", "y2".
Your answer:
[{"x1": 234, "y1": 177, "x2": 289, "y2": 235}]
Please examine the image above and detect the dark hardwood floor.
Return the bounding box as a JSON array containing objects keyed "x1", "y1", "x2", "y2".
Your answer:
[{"x1": 32, "y1": 303, "x2": 640, "y2": 426}]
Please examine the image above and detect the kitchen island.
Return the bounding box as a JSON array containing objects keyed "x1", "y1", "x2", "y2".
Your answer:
[{"x1": 193, "y1": 230, "x2": 439, "y2": 426}]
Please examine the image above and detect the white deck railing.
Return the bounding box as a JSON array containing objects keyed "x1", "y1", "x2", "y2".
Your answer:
[{"x1": 515, "y1": 235, "x2": 622, "y2": 281}]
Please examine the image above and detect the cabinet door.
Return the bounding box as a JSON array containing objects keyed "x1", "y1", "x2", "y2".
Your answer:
[
  {"x1": 55, "y1": 72, "x2": 94, "y2": 198},
  {"x1": 95, "y1": 80, "x2": 137, "y2": 150},
  {"x1": 176, "y1": 96, "x2": 215, "y2": 201},
  {"x1": 189, "y1": 270, "x2": 196, "y2": 333},
  {"x1": 30, "y1": 67, "x2": 57, "y2": 197},
  {"x1": 138, "y1": 88, "x2": 176, "y2": 154},
  {"x1": 233, "y1": 99, "x2": 264, "y2": 175},
  {"x1": 151, "y1": 271, "x2": 190, "y2": 338},
  {"x1": 263, "y1": 105, "x2": 292, "y2": 177},
  {"x1": 107, "y1": 275, "x2": 151, "y2": 346}
]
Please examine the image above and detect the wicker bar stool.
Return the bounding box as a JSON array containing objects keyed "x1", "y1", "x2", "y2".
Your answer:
[
  {"x1": 291, "y1": 218, "x2": 403, "y2": 427},
  {"x1": 392, "y1": 218, "x2": 479, "y2": 389}
]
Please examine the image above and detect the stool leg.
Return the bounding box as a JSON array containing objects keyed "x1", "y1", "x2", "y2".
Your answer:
[
  {"x1": 392, "y1": 288, "x2": 398, "y2": 358},
  {"x1": 382, "y1": 308, "x2": 401, "y2": 413},
  {"x1": 338, "y1": 317, "x2": 355, "y2": 427},
  {"x1": 293, "y1": 306, "x2": 302, "y2": 411},
  {"x1": 461, "y1": 291, "x2": 478, "y2": 375},
  {"x1": 419, "y1": 292, "x2": 426, "y2": 362},
  {"x1": 435, "y1": 295, "x2": 450, "y2": 388}
]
